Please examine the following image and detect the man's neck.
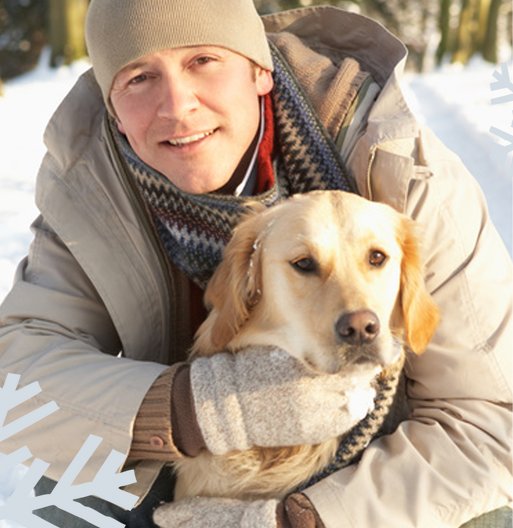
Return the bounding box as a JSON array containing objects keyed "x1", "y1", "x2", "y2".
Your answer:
[{"x1": 211, "y1": 98, "x2": 265, "y2": 196}]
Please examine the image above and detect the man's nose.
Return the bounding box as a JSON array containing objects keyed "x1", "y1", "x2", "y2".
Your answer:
[{"x1": 157, "y1": 75, "x2": 199, "y2": 119}]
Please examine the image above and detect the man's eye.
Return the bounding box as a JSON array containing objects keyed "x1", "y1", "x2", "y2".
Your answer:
[
  {"x1": 129, "y1": 73, "x2": 148, "y2": 85},
  {"x1": 195, "y1": 56, "x2": 215, "y2": 66},
  {"x1": 369, "y1": 250, "x2": 387, "y2": 267},
  {"x1": 291, "y1": 257, "x2": 318, "y2": 274}
]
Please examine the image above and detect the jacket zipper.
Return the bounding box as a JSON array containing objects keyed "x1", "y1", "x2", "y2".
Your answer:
[{"x1": 104, "y1": 119, "x2": 186, "y2": 365}]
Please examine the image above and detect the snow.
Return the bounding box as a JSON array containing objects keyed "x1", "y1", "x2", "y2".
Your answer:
[
  {"x1": 402, "y1": 58, "x2": 512, "y2": 252},
  {"x1": 0, "y1": 51, "x2": 512, "y2": 522},
  {"x1": 0, "y1": 49, "x2": 92, "y2": 302}
]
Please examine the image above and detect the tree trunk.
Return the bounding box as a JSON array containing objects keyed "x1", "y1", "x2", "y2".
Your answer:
[
  {"x1": 437, "y1": 0, "x2": 453, "y2": 65},
  {"x1": 481, "y1": 0, "x2": 502, "y2": 62},
  {"x1": 48, "y1": 0, "x2": 88, "y2": 67},
  {"x1": 452, "y1": 0, "x2": 479, "y2": 63}
]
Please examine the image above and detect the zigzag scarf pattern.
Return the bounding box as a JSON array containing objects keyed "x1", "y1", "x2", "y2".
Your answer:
[
  {"x1": 270, "y1": 42, "x2": 357, "y2": 196},
  {"x1": 111, "y1": 43, "x2": 355, "y2": 289}
]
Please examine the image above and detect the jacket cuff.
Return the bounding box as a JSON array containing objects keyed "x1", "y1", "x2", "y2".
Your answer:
[
  {"x1": 276, "y1": 493, "x2": 325, "y2": 528},
  {"x1": 128, "y1": 364, "x2": 183, "y2": 461},
  {"x1": 171, "y1": 363, "x2": 207, "y2": 456}
]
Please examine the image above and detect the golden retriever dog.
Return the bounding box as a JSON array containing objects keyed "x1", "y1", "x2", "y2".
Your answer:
[{"x1": 174, "y1": 190, "x2": 439, "y2": 500}]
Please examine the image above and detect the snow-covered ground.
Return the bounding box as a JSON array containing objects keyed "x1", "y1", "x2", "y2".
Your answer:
[
  {"x1": 0, "y1": 51, "x2": 512, "y2": 525},
  {"x1": 402, "y1": 59, "x2": 512, "y2": 254},
  {"x1": 0, "y1": 50, "x2": 92, "y2": 302}
]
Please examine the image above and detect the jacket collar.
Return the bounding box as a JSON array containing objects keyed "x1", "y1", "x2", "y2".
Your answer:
[
  {"x1": 263, "y1": 6, "x2": 420, "y2": 208},
  {"x1": 263, "y1": 6, "x2": 418, "y2": 145},
  {"x1": 263, "y1": 6, "x2": 407, "y2": 87}
]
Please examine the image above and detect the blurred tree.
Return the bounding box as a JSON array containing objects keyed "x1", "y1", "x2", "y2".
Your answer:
[
  {"x1": 256, "y1": 0, "x2": 439, "y2": 71},
  {"x1": 453, "y1": 0, "x2": 483, "y2": 63},
  {"x1": 48, "y1": 0, "x2": 89, "y2": 66},
  {"x1": 436, "y1": 0, "x2": 507, "y2": 65},
  {"x1": 0, "y1": 0, "x2": 509, "y2": 85},
  {"x1": 436, "y1": 0, "x2": 453, "y2": 64},
  {"x1": 0, "y1": 0, "x2": 90, "y2": 84},
  {"x1": 481, "y1": 0, "x2": 504, "y2": 62},
  {"x1": 356, "y1": 0, "x2": 439, "y2": 71},
  {"x1": 256, "y1": 0, "x2": 510, "y2": 70},
  {"x1": 0, "y1": 0, "x2": 47, "y2": 81}
]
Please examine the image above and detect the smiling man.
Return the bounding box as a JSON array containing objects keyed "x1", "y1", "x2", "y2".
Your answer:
[
  {"x1": 109, "y1": 47, "x2": 273, "y2": 193},
  {"x1": 0, "y1": 0, "x2": 511, "y2": 527}
]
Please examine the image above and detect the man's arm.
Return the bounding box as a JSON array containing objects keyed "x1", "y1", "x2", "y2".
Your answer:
[
  {"x1": 0, "y1": 215, "x2": 169, "y2": 482},
  {"x1": 0, "y1": 214, "x2": 381, "y2": 508},
  {"x1": 302, "y1": 128, "x2": 512, "y2": 527}
]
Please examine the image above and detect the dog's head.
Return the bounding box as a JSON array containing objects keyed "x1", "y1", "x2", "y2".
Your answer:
[{"x1": 193, "y1": 191, "x2": 439, "y2": 374}]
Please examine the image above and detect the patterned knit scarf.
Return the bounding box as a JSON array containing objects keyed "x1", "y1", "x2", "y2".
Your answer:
[
  {"x1": 111, "y1": 43, "x2": 356, "y2": 290},
  {"x1": 111, "y1": 42, "x2": 404, "y2": 487}
]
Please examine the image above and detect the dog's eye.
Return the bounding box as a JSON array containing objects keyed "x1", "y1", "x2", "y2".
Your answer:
[
  {"x1": 369, "y1": 250, "x2": 387, "y2": 267},
  {"x1": 291, "y1": 257, "x2": 318, "y2": 274}
]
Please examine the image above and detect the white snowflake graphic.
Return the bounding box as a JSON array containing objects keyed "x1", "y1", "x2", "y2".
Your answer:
[
  {"x1": 0, "y1": 373, "x2": 139, "y2": 528},
  {"x1": 490, "y1": 62, "x2": 513, "y2": 158}
]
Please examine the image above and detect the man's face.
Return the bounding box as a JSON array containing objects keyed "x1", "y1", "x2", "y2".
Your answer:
[{"x1": 110, "y1": 46, "x2": 274, "y2": 194}]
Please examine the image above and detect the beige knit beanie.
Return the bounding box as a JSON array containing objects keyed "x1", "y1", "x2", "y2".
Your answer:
[{"x1": 85, "y1": 0, "x2": 273, "y2": 105}]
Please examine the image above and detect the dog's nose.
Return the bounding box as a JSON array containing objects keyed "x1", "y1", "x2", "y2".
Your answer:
[{"x1": 335, "y1": 310, "x2": 380, "y2": 345}]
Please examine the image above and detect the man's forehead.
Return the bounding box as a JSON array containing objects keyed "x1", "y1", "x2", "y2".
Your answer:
[{"x1": 116, "y1": 45, "x2": 233, "y2": 74}]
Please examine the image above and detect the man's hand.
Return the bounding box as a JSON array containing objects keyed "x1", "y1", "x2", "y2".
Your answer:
[
  {"x1": 190, "y1": 347, "x2": 378, "y2": 455},
  {"x1": 153, "y1": 497, "x2": 279, "y2": 528}
]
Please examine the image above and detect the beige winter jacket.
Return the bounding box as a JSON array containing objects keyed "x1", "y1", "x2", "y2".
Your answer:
[{"x1": 0, "y1": 6, "x2": 511, "y2": 527}]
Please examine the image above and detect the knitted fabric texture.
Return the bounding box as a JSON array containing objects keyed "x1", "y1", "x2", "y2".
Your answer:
[
  {"x1": 296, "y1": 355, "x2": 405, "y2": 491},
  {"x1": 112, "y1": 42, "x2": 402, "y2": 487},
  {"x1": 85, "y1": 0, "x2": 273, "y2": 108},
  {"x1": 111, "y1": 43, "x2": 356, "y2": 289},
  {"x1": 154, "y1": 497, "x2": 279, "y2": 528}
]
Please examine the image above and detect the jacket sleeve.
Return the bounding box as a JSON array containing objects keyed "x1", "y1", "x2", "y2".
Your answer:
[
  {"x1": 0, "y1": 214, "x2": 171, "y2": 483},
  {"x1": 303, "y1": 128, "x2": 513, "y2": 527}
]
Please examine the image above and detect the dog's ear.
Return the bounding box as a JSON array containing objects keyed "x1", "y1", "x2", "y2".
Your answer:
[
  {"x1": 203, "y1": 206, "x2": 266, "y2": 349},
  {"x1": 398, "y1": 217, "x2": 439, "y2": 354}
]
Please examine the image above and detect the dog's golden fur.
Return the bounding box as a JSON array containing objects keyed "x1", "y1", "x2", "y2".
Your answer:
[{"x1": 174, "y1": 190, "x2": 439, "y2": 500}]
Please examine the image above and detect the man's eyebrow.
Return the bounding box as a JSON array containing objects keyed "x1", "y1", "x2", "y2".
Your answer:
[{"x1": 117, "y1": 61, "x2": 147, "y2": 76}]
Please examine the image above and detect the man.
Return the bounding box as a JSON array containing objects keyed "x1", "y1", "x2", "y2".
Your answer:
[{"x1": 0, "y1": 0, "x2": 511, "y2": 527}]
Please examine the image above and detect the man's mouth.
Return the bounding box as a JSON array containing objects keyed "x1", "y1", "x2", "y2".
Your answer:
[{"x1": 166, "y1": 129, "x2": 216, "y2": 147}]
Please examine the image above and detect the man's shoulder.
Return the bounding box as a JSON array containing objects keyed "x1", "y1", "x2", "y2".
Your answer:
[{"x1": 42, "y1": 68, "x2": 105, "y2": 163}]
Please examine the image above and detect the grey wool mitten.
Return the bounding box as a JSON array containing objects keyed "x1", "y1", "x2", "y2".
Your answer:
[
  {"x1": 154, "y1": 497, "x2": 279, "y2": 528},
  {"x1": 190, "y1": 347, "x2": 378, "y2": 455}
]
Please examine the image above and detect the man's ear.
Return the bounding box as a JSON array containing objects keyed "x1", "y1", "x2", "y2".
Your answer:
[
  {"x1": 116, "y1": 118, "x2": 126, "y2": 134},
  {"x1": 255, "y1": 67, "x2": 274, "y2": 96}
]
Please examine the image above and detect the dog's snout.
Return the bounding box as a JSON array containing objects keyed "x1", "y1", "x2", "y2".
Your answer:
[{"x1": 335, "y1": 310, "x2": 380, "y2": 345}]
